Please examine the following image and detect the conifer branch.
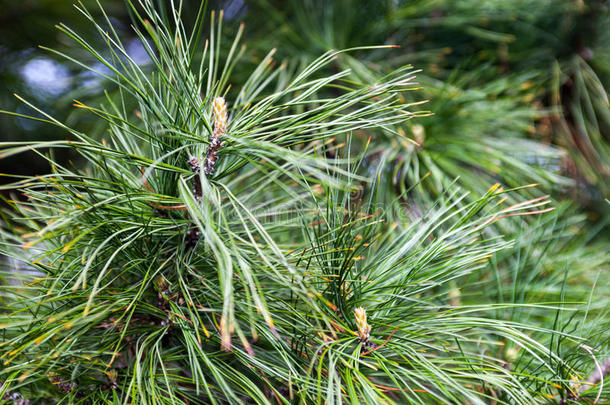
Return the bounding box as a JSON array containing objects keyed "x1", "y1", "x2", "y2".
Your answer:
[{"x1": 204, "y1": 96, "x2": 227, "y2": 176}]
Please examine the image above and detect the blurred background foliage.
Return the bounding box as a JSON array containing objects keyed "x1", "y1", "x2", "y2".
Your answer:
[{"x1": 0, "y1": 0, "x2": 129, "y2": 179}]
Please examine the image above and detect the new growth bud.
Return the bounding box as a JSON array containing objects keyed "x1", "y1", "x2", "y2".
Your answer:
[
  {"x1": 354, "y1": 307, "x2": 371, "y2": 342},
  {"x1": 204, "y1": 97, "x2": 228, "y2": 176},
  {"x1": 212, "y1": 97, "x2": 228, "y2": 139}
]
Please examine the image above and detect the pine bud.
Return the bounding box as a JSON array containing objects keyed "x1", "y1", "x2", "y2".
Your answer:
[
  {"x1": 204, "y1": 97, "x2": 228, "y2": 176},
  {"x1": 354, "y1": 307, "x2": 371, "y2": 342},
  {"x1": 212, "y1": 97, "x2": 227, "y2": 139}
]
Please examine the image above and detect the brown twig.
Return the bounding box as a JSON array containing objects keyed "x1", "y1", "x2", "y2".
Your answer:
[
  {"x1": 188, "y1": 157, "x2": 202, "y2": 200},
  {"x1": 361, "y1": 326, "x2": 400, "y2": 356}
]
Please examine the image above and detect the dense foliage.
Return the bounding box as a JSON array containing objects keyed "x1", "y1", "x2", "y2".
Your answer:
[{"x1": 0, "y1": 1, "x2": 608, "y2": 404}]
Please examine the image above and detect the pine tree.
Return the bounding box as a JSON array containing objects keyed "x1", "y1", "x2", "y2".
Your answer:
[{"x1": 1, "y1": 1, "x2": 607, "y2": 404}]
